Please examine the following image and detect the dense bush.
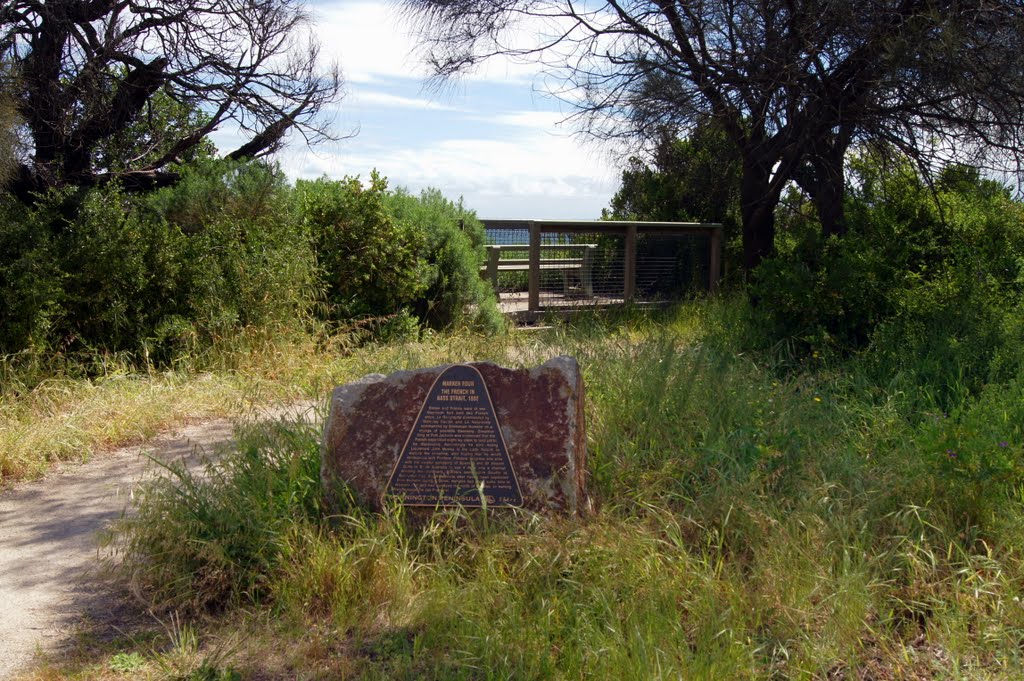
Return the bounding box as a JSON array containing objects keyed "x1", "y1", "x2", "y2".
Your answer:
[
  {"x1": 1, "y1": 162, "x2": 503, "y2": 361},
  {"x1": 0, "y1": 185, "x2": 188, "y2": 356},
  {"x1": 751, "y1": 154, "x2": 1024, "y2": 370},
  {"x1": 141, "y1": 159, "x2": 316, "y2": 352},
  {"x1": 296, "y1": 172, "x2": 427, "y2": 325},
  {"x1": 0, "y1": 193, "x2": 62, "y2": 352},
  {"x1": 748, "y1": 228, "x2": 897, "y2": 349},
  {"x1": 0, "y1": 160, "x2": 316, "y2": 361},
  {"x1": 908, "y1": 375, "x2": 1024, "y2": 525},
  {"x1": 296, "y1": 174, "x2": 502, "y2": 335},
  {"x1": 386, "y1": 187, "x2": 503, "y2": 332}
]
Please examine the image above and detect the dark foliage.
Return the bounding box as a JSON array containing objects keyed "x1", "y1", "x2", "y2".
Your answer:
[
  {"x1": 751, "y1": 152, "x2": 1024, "y2": 396},
  {"x1": 0, "y1": 159, "x2": 315, "y2": 360}
]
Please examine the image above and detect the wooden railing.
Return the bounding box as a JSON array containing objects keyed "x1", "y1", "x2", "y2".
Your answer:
[
  {"x1": 480, "y1": 220, "x2": 723, "y2": 313},
  {"x1": 480, "y1": 244, "x2": 597, "y2": 295}
]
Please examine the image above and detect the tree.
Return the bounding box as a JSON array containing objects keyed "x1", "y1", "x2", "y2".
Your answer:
[
  {"x1": 606, "y1": 118, "x2": 742, "y2": 270},
  {"x1": 606, "y1": 117, "x2": 740, "y2": 226},
  {"x1": 93, "y1": 85, "x2": 219, "y2": 176},
  {"x1": 0, "y1": 0, "x2": 342, "y2": 202},
  {"x1": 0, "y1": 60, "x2": 19, "y2": 186},
  {"x1": 402, "y1": 0, "x2": 1024, "y2": 270}
]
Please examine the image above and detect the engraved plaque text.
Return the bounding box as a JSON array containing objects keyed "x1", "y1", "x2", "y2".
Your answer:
[{"x1": 385, "y1": 365, "x2": 523, "y2": 506}]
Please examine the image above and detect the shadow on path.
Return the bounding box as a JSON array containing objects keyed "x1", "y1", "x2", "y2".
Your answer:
[{"x1": 0, "y1": 401, "x2": 321, "y2": 678}]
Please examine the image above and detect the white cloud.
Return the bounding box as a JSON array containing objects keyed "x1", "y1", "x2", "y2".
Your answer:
[
  {"x1": 353, "y1": 90, "x2": 465, "y2": 111},
  {"x1": 214, "y1": 1, "x2": 625, "y2": 219},
  {"x1": 310, "y1": 2, "x2": 422, "y2": 84},
  {"x1": 278, "y1": 126, "x2": 619, "y2": 218},
  {"x1": 311, "y1": 0, "x2": 540, "y2": 86},
  {"x1": 489, "y1": 110, "x2": 571, "y2": 129}
]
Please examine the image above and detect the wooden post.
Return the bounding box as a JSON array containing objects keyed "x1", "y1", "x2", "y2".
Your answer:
[
  {"x1": 581, "y1": 245, "x2": 595, "y2": 297},
  {"x1": 623, "y1": 223, "x2": 637, "y2": 302},
  {"x1": 487, "y1": 246, "x2": 501, "y2": 292},
  {"x1": 528, "y1": 221, "x2": 541, "y2": 312},
  {"x1": 708, "y1": 226, "x2": 722, "y2": 294}
]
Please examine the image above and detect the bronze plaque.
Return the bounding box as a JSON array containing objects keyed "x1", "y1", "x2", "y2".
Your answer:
[{"x1": 385, "y1": 364, "x2": 523, "y2": 507}]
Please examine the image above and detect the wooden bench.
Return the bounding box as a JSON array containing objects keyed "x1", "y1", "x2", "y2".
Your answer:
[{"x1": 481, "y1": 244, "x2": 596, "y2": 296}]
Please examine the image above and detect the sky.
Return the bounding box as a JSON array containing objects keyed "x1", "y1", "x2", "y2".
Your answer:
[{"x1": 215, "y1": 1, "x2": 621, "y2": 220}]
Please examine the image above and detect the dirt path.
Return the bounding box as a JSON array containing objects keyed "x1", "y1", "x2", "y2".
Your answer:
[{"x1": 0, "y1": 403, "x2": 319, "y2": 679}]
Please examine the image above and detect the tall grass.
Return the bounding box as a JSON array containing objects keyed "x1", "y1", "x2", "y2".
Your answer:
[
  {"x1": 0, "y1": 326, "x2": 346, "y2": 485},
  {"x1": 89, "y1": 297, "x2": 1024, "y2": 679}
]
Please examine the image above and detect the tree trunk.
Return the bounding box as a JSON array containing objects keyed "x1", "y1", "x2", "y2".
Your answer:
[
  {"x1": 816, "y1": 182, "x2": 846, "y2": 238},
  {"x1": 10, "y1": 164, "x2": 49, "y2": 206},
  {"x1": 810, "y1": 141, "x2": 848, "y2": 238},
  {"x1": 740, "y1": 158, "x2": 780, "y2": 272}
]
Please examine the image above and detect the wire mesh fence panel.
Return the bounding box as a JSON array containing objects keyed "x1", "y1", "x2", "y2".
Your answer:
[
  {"x1": 635, "y1": 232, "x2": 712, "y2": 300},
  {"x1": 482, "y1": 225, "x2": 530, "y2": 297},
  {"x1": 537, "y1": 230, "x2": 625, "y2": 308},
  {"x1": 481, "y1": 220, "x2": 720, "y2": 315}
]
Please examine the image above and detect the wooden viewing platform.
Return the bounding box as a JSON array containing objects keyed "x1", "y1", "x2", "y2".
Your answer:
[
  {"x1": 481, "y1": 243, "x2": 597, "y2": 296},
  {"x1": 480, "y1": 219, "x2": 723, "y2": 321}
]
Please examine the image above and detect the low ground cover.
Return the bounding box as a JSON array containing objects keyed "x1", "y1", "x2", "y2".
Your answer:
[{"x1": 13, "y1": 298, "x2": 1024, "y2": 679}]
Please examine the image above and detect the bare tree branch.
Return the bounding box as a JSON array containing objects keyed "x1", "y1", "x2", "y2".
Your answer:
[
  {"x1": 1, "y1": 0, "x2": 344, "y2": 200},
  {"x1": 402, "y1": 0, "x2": 1024, "y2": 269}
]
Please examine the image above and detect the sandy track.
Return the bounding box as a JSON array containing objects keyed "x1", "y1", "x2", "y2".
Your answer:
[{"x1": 0, "y1": 403, "x2": 318, "y2": 679}]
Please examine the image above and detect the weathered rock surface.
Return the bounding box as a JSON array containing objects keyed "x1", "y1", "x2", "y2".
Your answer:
[{"x1": 321, "y1": 356, "x2": 587, "y2": 515}]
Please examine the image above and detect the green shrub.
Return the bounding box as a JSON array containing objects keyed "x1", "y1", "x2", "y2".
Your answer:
[
  {"x1": 908, "y1": 375, "x2": 1024, "y2": 526},
  {"x1": 297, "y1": 172, "x2": 427, "y2": 323},
  {"x1": 0, "y1": 193, "x2": 63, "y2": 352},
  {"x1": 385, "y1": 187, "x2": 503, "y2": 333},
  {"x1": 1, "y1": 162, "x2": 504, "y2": 360},
  {"x1": 751, "y1": 153, "x2": 1024, "y2": 368},
  {"x1": 749, "y1": 229, "x2": 899, "y2": 349},
  {"x1": 865, "y1": 267, "x2": 1015, "y2": 410},
  {"x1": 860, "y1": 167, "x2": 1024, "y2": 407},
  {"x1": 59, "y1": 186, "x2": 192, "y2": 355},
  {"x1": 0, "y1": 185, "x2": 190, "y2": 356},
  {"x1": 0, "y1": 159, "x2": 316, "y2": 361},
  {"x1": 144, "y1": 159, "x2": 316, "y2": 353}
]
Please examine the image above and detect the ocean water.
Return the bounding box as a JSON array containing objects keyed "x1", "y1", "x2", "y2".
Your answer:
[{"x1": 483, "y1": 227, "x2": 530, "y2": 245}]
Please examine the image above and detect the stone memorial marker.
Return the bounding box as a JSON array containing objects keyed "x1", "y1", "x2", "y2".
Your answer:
[
  {"x1": 322, "y1": 356, "x2": 587, "y2": 514},
  {"x1": 388, "y1": 364, "x2": 523, "y2": 507}
]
